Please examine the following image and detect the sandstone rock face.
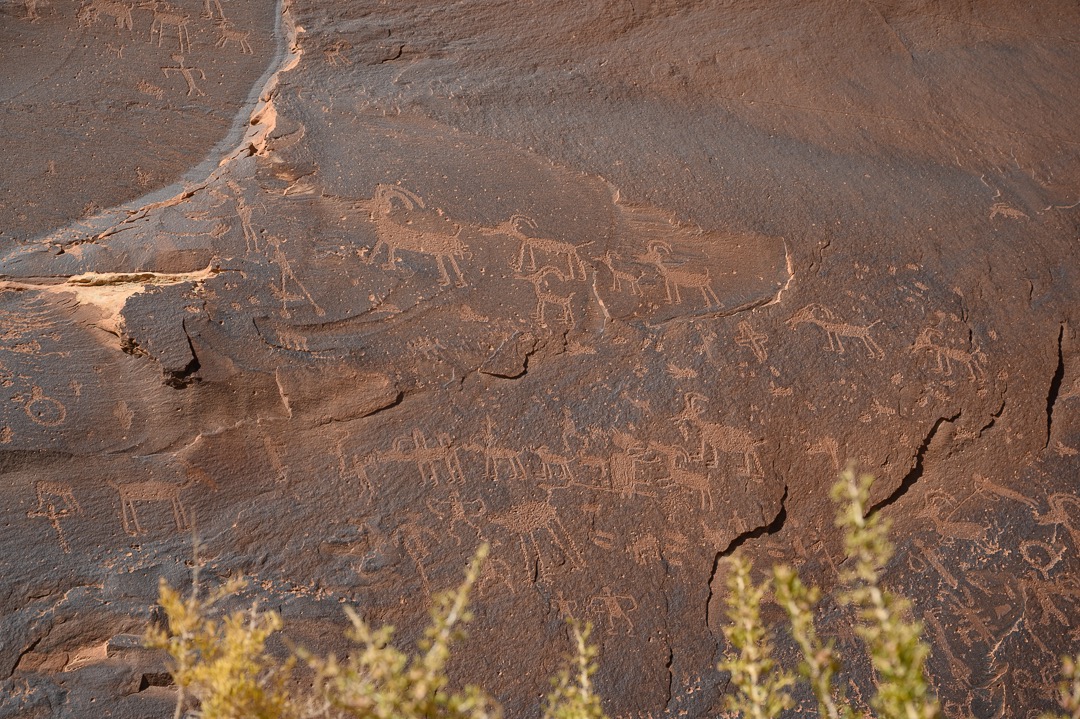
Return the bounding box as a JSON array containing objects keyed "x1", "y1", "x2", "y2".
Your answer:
[{"x1": 1, "y1": 1, "x2": 1078, "y2": 717}]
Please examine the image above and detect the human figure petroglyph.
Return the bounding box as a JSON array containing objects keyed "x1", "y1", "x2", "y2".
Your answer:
[
  {"x1": 143, "y1": 1, "x2": 192, "y2": 52},
  {"x1": 368, "y1": 184, "x2": 469, "y2": 287},
  {"x1": 27, "y1": 481, "x2": 82, "y2": 553},
  {"x1": 649, "y1": 442, "x2": 715, "y2": 511},
  {"x1": 266, "y1": 234, "x2": 325, "y2": 317},
  {"x1": 579, "y1": 431, "x2": 655, "y2": 498},
  {"x1": 635, "y1": 241, "x2": 719, "y2": 306},
  {"x1": 486, "y1": 215, "x2": 589, "y2": 280},
  {"x1": 674, "y1": 393, "x2": 763, "y2": 478},
  {"x1": 226, "y1": 181, "x2": 260, "y2": 253},
  {"x1": 484, "y1": 498, "x2": 584, "y2": 581},
  {"x1": 21, "y1": 386, "x2": 66, "y2": 426},
  {"x1": 78, "y1": 0, "x2": 135, "y2": 30},
  {"x1": 379, "y1": 429, "x2": 464, "y2": 486},
  {"x1": 464, "y1": 418, "x2": 526, "y2": 482},
  {"x1": 515, "y1": 266, "x2": 576, "y2": 327},
  {"x1": 598, "y1": 250, "x2": 643, "y2": 295},
  {"x1": 426, "y1": 490, "x2": 484, "y2": 545},
  {"x1": 807, "y1": 435, "x2": 840, "y2": 471},
  {"x1": 397, "y1": 513, "x2": 440, "y2": 596},
  {"x1": 589, "y1": 587, "x2": 637, "y2": 633},
  {"x1": 108, "y1": 478, "x2": 191, "y2": 536},
  {"x1": 912, "y1": 327, "x2": 986, "y2": 381},
  {"x1": 335, "y1": 436, "x2": 374, "y2": 500},
  {"x1": 214, "y1": 18, "x2": 252, "y2": 53},
  {"x1": 161, "y1": 54, "x2": 205, "y2": 97},
  {"x1": 734, "y1": 320, "x2": 768, "y2": 363},
  {"x1": 787, "y1": 304, "x2": 885, "y2": 359},
  {"x1": 553, "y1": 591, "x2": 579, "y2": 619}
]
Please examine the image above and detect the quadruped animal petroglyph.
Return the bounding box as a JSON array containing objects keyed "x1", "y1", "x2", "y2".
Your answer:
[
  {"x1": 788, "y1": 303, "x2": 885, "y2": 359},
  {"x1": 635, "y1": 241, "x2": 719, "y2": 307},
  {"x1": 367, "y1": 185, "x2": 469, "y2": 287},
  {"x1": 912, "y1": 327, "x2": 986, "y2": 381}
]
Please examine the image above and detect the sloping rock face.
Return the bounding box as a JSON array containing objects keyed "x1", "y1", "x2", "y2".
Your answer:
[{"x1": 1, "y1": 1, "x2": 1078, "y2": 717}]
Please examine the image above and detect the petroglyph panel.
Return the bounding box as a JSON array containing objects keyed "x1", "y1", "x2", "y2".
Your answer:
[{"x1": 1, "y1": 0, "x2": 1079, "y2": 717}]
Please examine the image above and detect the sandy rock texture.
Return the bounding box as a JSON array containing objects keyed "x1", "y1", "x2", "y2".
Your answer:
[{"x1": 0, "y1": 0, "x2": 1078, "y2": 717}]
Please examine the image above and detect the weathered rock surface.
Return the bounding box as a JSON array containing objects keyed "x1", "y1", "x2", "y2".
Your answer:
[{"x1": 0, "y1": 0, "x2": 1078, "y2": 717}]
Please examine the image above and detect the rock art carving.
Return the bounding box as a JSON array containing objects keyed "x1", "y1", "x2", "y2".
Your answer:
[
  {"x1": 214, "y1": 19, "x2": 252, "y2": 53},
  {"x1": 649, "y1": 442, "x2": 715, "y2": 511},
  {"x1": 535, "y1": 445, "x2": 576, "y2": 487},
  {"x1": 27, "y1": 481, "x2": 82, "y2": 553},
  {"x1": 77, "y1": 0, "x2": 136, "y2": 30},
  {"x1": 266, "y1": 234, "x2": 325, "y2": 316},
  {"x1": 378, "y1": 429, "x2": 465, "y2": 486},
  {"x1": 108, "y1": 479, "x2": 191, "y2": 536},
  {"x1": 161, "y1": 54, "x2": 206, "y2": 97},
  {"x1": 368, "y1": 185, "x2": 468, "y2": 287},
  {"x1": 201, "y1": 0, "x2": 226, "y2": 20},
  {"x1": 144, "y1": 1, "x2": 193, "y2": 52},
  {"x1": 597, "y1": 250, "x2": 643, "y2": 295},
  {"x1": 20, "y1": 386, "x2": 67, "y2": 426},
  {"x1": 912, "y1": 328, "x2": 986, "y2": 381},
  {"x1": 674, "y1": 393, "x2": 763, "y2": 478},
  {"x1": 635, "y1": 241, "x2": 719, "y2": 307},
  {"x1": 788, "y1": 303, "x2": 885, "y2": 359},
  {"x1": 464, "y1": 418, "x2": 527, "y2": 483},
  {"x1": 397, "y1": 512, "x2": 440, "y2": 596},
  {"x1": 589, "y1": 587, "x2": 637, "y2": 634},
  {"x1": 734, "y1": 320, "x2": 769, "y2": 363},
  {"x1": 485, "y1": 498, "x2": 584, "y2": 582},
  {"x1": 487, "y1": 215, "x2": 589, "y2": 280},
  {"x1": 807, "y1": 435, "x2": 841, "y2": 471},
  {"x1": 514, "y1": 266, "x2": 576, "y2": 327},
  {"x1": 580, "y1": 431, "x2": 655, "y2": 498},
  {"x1": 426, "y1": 490, "x2": 484, "y2": 545}
]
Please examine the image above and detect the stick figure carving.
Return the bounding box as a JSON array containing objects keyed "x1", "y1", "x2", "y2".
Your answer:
[
  {"x1": 635, "y1": 241, "x2": 719, "y2": 306},
  {"x1": 912, "y1": 328, "x2": 986, "y2": 381},
  {"x1": 589, "y1": 587, "x2": 637, "y2": 633},
  {"x1": 598, "y1": 250, "x2": 643, "y2": 295},
  {"x1": 464, "y1": 417, "x2": 526, "y2": 482},
  {"x1": 734, "y1": 320, "x2": 768, "y2": 363},
  {"x1": 107, "y1": 478, "x2": 192, "y2": 536},
  {"x1": 487, "y1": 215, "x2": 589, "y2": 280},
  {"x1": 378, "y1": 429, "x2": 464, "y2": 486},
  {"x1": 28, "y1": 481, "x2": 82, "y2": 553},
  {"x1": 142, "y1": 1, "x2": 192, "y2": 52},
  {"x1": 515, "y1": 266, "x2": 576, "y2": 327},
  {"x1": 161, "y1": 55, "x2": 205, "y2": 97},
  {"x1": 214, "y1": 19, "x2": 252, "y2": 53},
  {"x1": 674, "y1": 393, "x2": 763, "y2": 478},
  {"x1": 787, "y1": 304, "x2": 884, "y2": 359},
  {"x1": 368, "y1": 185, "x2": 469, "y2": 287}
]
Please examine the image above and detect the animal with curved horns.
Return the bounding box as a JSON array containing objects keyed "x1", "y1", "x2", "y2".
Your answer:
[
  {"x1": 635, "y1": 241, "x2": 719, "y2": 306},
  {"x1": 788, "y1": 303, "x2": 885, "y2": 360},
  {"x1": 488, "y1": 215, "x2": 590, "y2": 280},
  {"x1": 368, "y1": 184, "x2": 469, "y2": 287},
  {"x1": 674, "y1": 392, "x2": 764, "y2": 478}
]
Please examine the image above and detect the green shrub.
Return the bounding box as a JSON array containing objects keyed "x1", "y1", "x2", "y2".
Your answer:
[
  {"x1": 148, "y1": 468, "x2": 1080, "y2": 719},
  {"x1": 147, "y1": 544, "x2": 608, "y2": 719}
]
